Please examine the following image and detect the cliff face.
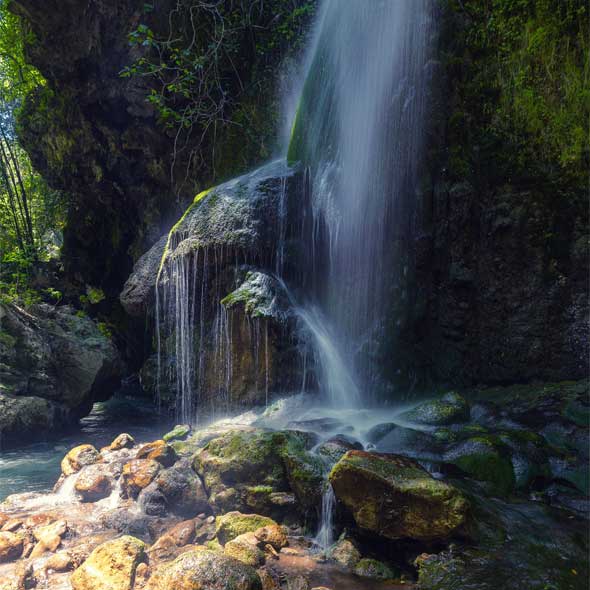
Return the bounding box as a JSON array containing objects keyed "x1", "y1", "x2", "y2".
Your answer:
[{"x1": 384, "y1": 0, "x2": 589, "y2": 389}]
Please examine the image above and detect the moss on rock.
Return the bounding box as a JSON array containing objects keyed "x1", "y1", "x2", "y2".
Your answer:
[
  {"x1": 329, "y1": 450, "x2": 469, "y2": 541},
  {"x1": 215, "y1": 512, "x2": 277, "y2": 545}
]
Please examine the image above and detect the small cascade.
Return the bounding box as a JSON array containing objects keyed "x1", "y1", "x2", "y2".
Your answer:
[
  {"x1": 314, "y1": 481, "x2": 336, "y2": 551},
  {"x1": 295, "y1": 305, "x2": 359, "y2": 407},
  {"x1": 156, "y1": 244, "x2": 240, "y2": 424}
]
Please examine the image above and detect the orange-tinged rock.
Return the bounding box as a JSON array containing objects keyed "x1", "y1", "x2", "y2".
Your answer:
[
  {"x1": 121, "y1": 459, "x2": 161, "y2": 498},
  {"x1": 61, "y1": 444, "x2": 100, "y2": 476}
]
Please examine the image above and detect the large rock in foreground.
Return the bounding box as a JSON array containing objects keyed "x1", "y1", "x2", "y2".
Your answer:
[
  {"x1": 70, "y1": 535, "x2": 146, "y2": 590},
  {"x1": 0, "y1": 303, "x2": 123, "y2": 447},
  {"x1": 329, "y1": 451, "x2": 469, "y2": 541},
  {"x1": 146, "y1": 548, "x2": 261, "y2": 590}
]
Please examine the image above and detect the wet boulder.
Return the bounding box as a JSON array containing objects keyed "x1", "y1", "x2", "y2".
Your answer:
[
  {"x1": 326, "y1": 534, "x2": 361, "y2": 569},
  {"x1": 400, "y1": 392, "x2": 470, "y2": 426},
  {"x1": 62, "y1": 444, "x2": 100, "y2": 476},
  {"x1": 194, "y1": 428, "x2": 321, "y2": 516},
  {"x1": 224, "y1": 532, "x2": 266, "y2": 567},
  {"x1": 121, "y1": 458, "x2": 161, "y2": 498},
  {"x1": 354, "y1": 558, "x2": 397, "y2": 580},
  {"x1": 316, "y1": 435, "x2": 363, "y2": 466},
  {"x1": 216, "y1": 512, "x2": 277, "y2": 545},
  {"x1": 74, "y1": 464, "x2": 113, "y2": 502},
  {"x1": 70, "y1": 535, "x2": 147, "y2": 590},
  {"x1": 329, "y1": 451, "x2": 469, "y2": 541},
  {"x1": 163, "y1": 424, "x2": 191, "y2": 443},
  {"x1": 110, "y1": 433, "x2": 135, "y2": 451},
  {"x1": 136, "y1": 440, "x2": 178, "y2": 467},
  {"x1": 0, "y1": 531, "x2": 23, "y2": 562},
  {"x1": 443, "y1": 436, "x2": 515, "y2": 495},
  {"x1": 145, "y1": 548, "x2": 262, "y2": 590},
  {"x1": 364, "y1": 422, "x2": 398, "y2": 445},
  {"x1": 139, "y1": 459, "x2": 210, "y2": 517}
]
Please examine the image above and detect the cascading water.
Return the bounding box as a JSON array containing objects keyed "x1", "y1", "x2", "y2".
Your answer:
[
  {"x1": 289, "y1": 0, "x2": 434, "y2": 405},
  {"x1": 286, "y1": 0, "x2": 434, "y2": 548}
]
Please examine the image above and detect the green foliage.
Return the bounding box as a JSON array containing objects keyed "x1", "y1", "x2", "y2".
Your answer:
[
  {"x1": 0, "y1": 1, "x2": 67, "y2": 304},
  {"x1": 120, "y1": 0, "x2": 314, "y2": 187},
  {"x1": 444, "y1": 0, "x2": 588, "y2": 186}
]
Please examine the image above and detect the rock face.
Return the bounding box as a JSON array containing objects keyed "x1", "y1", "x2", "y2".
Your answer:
[
  {"x1": 329, "y1": 451, "x2": 469, "y2": 541},
  {"x1": 70, "y1": 535, "x2": 146, "y2": 590},
  {"x1": 122, "y1": 160, "x2": 309, "y2": 410},
  {"x1": 0, "y1": 303, "x2": 123, "y2": 447}
]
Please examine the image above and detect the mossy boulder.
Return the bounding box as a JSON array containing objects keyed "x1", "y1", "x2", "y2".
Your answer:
[
  {"x1": 216, "y1": 512, "x2": 277, "y2": 545},
  {"x1": 353, "y1": 558, "x2": 397, "y2": 580},
  {"x1": 316, "y1": 435, "x2": 363, "y2": 467},
  {"x1": 163, "y1": 424, "x2": 191, "y2": 443},
  {"x1": 145, "y1": 548, "x2": 261, "y2": 590},
  {"x1": 400, "y1": 392, "x2": 470, "y2": 426},
  {"x1": 329, "y1": 451, "x2": 469, "y2": 541},
  {"x1": 70, "y1": 535, "x2": 146, "y2": 590},
  {"x1": 224, "y1": 533, "x2": 265, "y2": 567},
  {"x1": 444, "y1": 437, "x2": 515, "y2": 496},
  {"x1": 326, "y1": 534, "x2": 361, "y2": 569},
  {"x1": 194, "y1": 428, "x2": 323, "y2": 516}
]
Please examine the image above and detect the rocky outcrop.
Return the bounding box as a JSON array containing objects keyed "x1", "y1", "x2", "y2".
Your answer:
[
  {"x1": 0, "y1": 303, "x2": 123, "y2": 447},
  {"x1": 124, "y1": 160, "x2": 310, "y2": 410},
  {"x1": 329, "y1": 450, "x2": 469, "y2": 541}
]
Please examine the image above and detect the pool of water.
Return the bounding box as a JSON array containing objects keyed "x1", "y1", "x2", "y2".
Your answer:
[{"x1": 0, "y1": 394, "x2": 172, "y2": 501}]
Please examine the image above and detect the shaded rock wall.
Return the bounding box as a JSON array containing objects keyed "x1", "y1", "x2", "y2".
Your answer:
[
  {"x1": 383, "y1": 3, "x2": 589, "y2": 390},
  {"x1": 0, "y1": 303, "x2": 123, "y2": 447}
]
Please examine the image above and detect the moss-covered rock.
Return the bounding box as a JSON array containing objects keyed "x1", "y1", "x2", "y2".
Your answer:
[
  {"x1": 224, "y1": 532, "x2": 265, "y2": 567},
  {"x1": 145, "y1": 548, "x2": 261, "y2": 590},
  {"x1": 326, "y1": 534, "x2": 361, "y2": 569},
  {"x1": 353, "y1": 558, "x2": 397, "y2": 580},
  {"x1": 163, "y1": 424, "x2": 191, "y2": 443},
  {"x1": 216, "y1": 512, "x2": 277, "y2": 545},
  {"x1": 400, "y1": 392, "x2": 470, "y2": 426},
  {"x1": 70, "y1": 535, "x2": 146, "y2": 590},
  {"x1": 194, "y1": 428, "x2": 323, "y2": 516},
  {"x1": 329, "y1": 451, "x2": 469, "y2": 541},
  {"x1": 444, "y1": 437, "x2": 515, "y2": 496}
]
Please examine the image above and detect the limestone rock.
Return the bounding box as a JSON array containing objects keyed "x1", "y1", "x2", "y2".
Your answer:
[
  {"x1": 329, "y1": 450, "x2": 469, "y2": 541},
  {"x1": 146, "y1": 548, "x2": 262, "y2": 590},
  {"x1": 70, "y1": 535, "x2": 146, "y2": 590},
  {"x1": 216, "y1": 512, "x2": 277, "y2": 545},
  {"x1": 0, "y1": 531, "x2": 23, "y2": 562},
  {"x1": 62, "y1": 445, "x2": 100, "y2": 476},
  {"x1": 121, "y1": 459, "x2": 161, "y2": 498}
]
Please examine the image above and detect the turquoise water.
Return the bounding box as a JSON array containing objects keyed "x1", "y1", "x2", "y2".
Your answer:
[{"x1": 0, "y1": 394, "x2": 170, "y2": 501}]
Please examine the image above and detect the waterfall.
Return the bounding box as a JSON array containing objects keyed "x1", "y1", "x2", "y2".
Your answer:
[
  {"x1": 289, "y1": 0, "x2": 434, "y2": 404},
  {"x1": 286, "y1": 0, "x2": 434, "y2": 550}
]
